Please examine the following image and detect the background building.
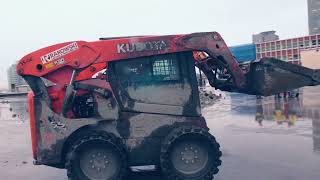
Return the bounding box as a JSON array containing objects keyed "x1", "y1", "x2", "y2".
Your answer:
[
  {"x1": 252, "y1": 31, "x2": 279, "y2": 44},
  {"x1": 7, "y1": 64, "x2": 27, "y2": 92},
  {"x1": 308, "y1": 0, "x2": 320, "y2": 35},
  {"x1": 300, "y1": 48, "x2": 320, "y2": 69},
  {"x1": 256, "y1": 34, "x2": 320, "y2": 64},
  {"x1": 230, "y1": 33, "x2": 320, "y2": 66},
  {"x1": 230, "y1": 0, "x2": 320, "y2": 66},
  {"x1": 230, "y1": 31, "x2": 279, "y2": 63}
]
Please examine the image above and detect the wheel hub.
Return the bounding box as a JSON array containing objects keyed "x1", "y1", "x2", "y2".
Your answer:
[
  {"x1": 89, "y1": 153, "x2": 110, "y2": 172},
  {"x1": 180, "y1": 146, "x2": 198, "y2": 164},
  {"x1": 171, "y1": 141, "x2": 209, "y2": 175},
  {"x1": 79, "y1": 147, "x2": 119, "y2": 180}
]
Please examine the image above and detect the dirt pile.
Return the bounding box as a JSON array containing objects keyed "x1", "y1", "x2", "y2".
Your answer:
[{"x1": 199, "y1": 89, "x2": 221, "y2": 107}]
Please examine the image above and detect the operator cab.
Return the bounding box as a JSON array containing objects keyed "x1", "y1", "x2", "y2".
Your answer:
[{"x1": 108, "y1": 51, "x2": 201, "y2": 116}]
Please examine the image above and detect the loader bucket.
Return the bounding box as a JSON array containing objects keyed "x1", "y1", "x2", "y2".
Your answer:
[{"x1": 245, "y1": 58, "x2": 320, "y2": 96}]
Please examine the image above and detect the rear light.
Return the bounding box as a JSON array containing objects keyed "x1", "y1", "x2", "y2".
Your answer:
[{"x1": 28, "y1": 92, "x2": 37, "y2": 160}]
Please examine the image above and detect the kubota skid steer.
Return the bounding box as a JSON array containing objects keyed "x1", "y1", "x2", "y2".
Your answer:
[{"x1": 17, "y1": 32, "x2": 320, "y2": 180}]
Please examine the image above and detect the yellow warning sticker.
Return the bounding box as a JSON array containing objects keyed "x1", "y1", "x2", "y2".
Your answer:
[{"x1": 45, "y1": 62, "x2": 55, "y2": 69}]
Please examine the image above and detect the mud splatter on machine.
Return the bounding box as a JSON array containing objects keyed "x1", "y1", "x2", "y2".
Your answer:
[{"x1": 17, "y1": 32, "x2": 320, "y2": 180}]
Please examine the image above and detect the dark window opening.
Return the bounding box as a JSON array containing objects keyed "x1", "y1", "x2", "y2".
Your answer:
[
  {"x1": 299, "y1": 41, "x2": 304, "y2": 47},
  {"x1": 115, "y1": 53, "x2": 181, "y2": 83},
  {"x1": 312, "y1": 40, "x2": 317, "y2": 46},
  {"x1": 305, "y1": 40, "x2": 310, "y2": 47}
]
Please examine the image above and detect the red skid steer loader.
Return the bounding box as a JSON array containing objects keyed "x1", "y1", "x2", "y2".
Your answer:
[{"x1": 17, "y1": 32, "x2": 320, "y2": 180}]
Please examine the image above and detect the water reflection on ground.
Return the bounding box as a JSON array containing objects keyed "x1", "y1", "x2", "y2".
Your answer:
[
  {"x1": 0, "y1": 97, "x2": 28, "y2": 122},
  {"x1": 204, "y1": 86, "x2": 320, "y2": 180},
  {"x1": 230, "y1": 87, "x2": 320, "y2": 153}
]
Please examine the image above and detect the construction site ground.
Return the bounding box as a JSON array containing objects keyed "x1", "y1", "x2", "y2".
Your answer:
[{"x1": 1, "y1": 86, "x2": 320, "y2": 180}]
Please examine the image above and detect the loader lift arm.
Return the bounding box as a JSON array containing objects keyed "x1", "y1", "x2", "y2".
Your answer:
[
  {"x1": 15, "y1": 31, "x2": 320, "y2": 180},
  {"x1": 17, "y1": 31, "x2": 320, "y2": 114}
]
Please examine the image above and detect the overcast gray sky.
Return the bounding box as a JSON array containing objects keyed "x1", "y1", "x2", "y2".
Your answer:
[{"x1": 0, "y1": 0, "x2": 308, "y2": 89}]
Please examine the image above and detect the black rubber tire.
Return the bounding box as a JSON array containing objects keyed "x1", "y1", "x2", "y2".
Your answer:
[
  {"x1": 65, "y1": 131, "x2": 128, "y2": 180},
  {"x1": 160, "y1": 126, "x2": 222, "y2": 180}
]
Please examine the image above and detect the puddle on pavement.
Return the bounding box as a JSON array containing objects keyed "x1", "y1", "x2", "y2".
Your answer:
[{"x1": 204, "y1": 86, "x2": 320, "y2": 154}]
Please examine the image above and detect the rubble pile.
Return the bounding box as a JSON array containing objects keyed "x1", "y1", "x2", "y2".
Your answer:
[{"x1": 199, "y1": 89, "x2": 221, "y2": 107}]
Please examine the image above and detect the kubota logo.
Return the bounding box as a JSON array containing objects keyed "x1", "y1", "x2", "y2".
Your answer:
[{"x1": 117, "y1": 40, "x2": 169, "y2": 54}]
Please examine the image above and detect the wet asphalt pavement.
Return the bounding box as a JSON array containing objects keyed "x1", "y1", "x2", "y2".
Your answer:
[{"x1": 1, "y1": 86, "x2": 320, "y2": 180}]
